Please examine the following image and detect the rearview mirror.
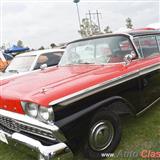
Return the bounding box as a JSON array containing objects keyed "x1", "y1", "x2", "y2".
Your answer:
[{"x1": 124, "y1": 51, "x2": 136, "y2": 66}]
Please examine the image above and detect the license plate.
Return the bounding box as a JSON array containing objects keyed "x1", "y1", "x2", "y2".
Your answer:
[{"x1": 0, "y1": 132, "x2": 8, "y2": 144}]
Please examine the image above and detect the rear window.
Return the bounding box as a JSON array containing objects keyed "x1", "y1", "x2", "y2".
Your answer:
[
  {"x1": 34, "y1": 52, "x2": 63, "y2": 69},
  {"x1": 134, "y1": 35, "x2": 160, "y2": 58}
]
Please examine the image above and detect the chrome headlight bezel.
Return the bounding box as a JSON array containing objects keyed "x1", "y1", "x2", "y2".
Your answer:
[
  {"x1": 38, "y1": 106, "x2": 54, "y2": 122},
  {"x1": 21, "y1": 101, "x2": 54, "y2": 123}
]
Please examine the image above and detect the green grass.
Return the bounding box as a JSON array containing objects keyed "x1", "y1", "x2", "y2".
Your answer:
[{"x1": 0, "y1": 102, "x2": 159, "y2": 160}]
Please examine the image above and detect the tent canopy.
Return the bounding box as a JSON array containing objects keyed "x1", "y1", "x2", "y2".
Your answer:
[{"x1": 5, "y1": 45, "x2": 29, "y2": 54}]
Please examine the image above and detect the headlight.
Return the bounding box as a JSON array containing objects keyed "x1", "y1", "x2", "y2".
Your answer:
[
  {"x1": 39, "y1": 106, "x2": 54, "y2": 122},
  {"x1": 21, "y1": 102, "x2": 38, "y2": 118},
  {"x1": 21, "y1": 101, "x2": 54, "y2": 122}
]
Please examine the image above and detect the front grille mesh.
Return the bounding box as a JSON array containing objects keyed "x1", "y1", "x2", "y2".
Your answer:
[{"x1": 0, "y1": 115, "x2": 55, "y2": 140}]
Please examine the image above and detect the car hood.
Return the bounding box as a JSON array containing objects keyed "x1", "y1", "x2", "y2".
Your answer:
[{"x1": 0, "y1": 64, "x2": 124, "y2": 112}]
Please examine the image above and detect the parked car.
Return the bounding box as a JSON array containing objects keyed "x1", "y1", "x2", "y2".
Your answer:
[
  {"x1": 0, "y1": 30, "x2": 160, "y2": 160},
  {"x1": 0, "y1": 51, "x2": 13, "y2": 71},
  {"x1": 0, "y1": 49, "x2": 64, "y2": 79},
  {"x1": 146, "y1": 22, "x2": 160, "y2": 30}
]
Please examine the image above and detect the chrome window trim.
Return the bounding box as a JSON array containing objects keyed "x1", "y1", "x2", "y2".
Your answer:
[
  {"x1": 129, "y1": 35, "x2": 142, "y2": 59},
  {"x1": 155, "y1": 35, "x2": 160, "y2": 53}
]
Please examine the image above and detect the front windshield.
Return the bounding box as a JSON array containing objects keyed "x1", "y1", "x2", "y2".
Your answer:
[
  {"x1": 59, "y1": 36, "x2": 135, "y2": 66},
  {"x1": 5, "y1": 55, "x2": 36, "y2": 73}
]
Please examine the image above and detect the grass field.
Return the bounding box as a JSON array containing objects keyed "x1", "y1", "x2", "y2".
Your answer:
[{"x1": 0, "y1": 102, "x2": 159, "y2": 160}]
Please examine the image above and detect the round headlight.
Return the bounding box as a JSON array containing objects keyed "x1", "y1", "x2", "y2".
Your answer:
[
  {"x1": 39, "y1": 106, "x2": 54, "y2": 122},
  {"x1": 26, "y1": 103, "x2": 39, "y2": 118}
]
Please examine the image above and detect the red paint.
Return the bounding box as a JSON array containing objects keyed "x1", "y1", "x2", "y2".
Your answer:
[
  {"x1": 133, "y1": 28, "x2": 156, "y2": 31},
  {"x1": 0, "y1": 55, "x2": 160, "y2": 114}
]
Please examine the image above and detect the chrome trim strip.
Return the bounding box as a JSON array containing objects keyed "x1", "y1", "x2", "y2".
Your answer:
[
  {"x1": 130, "y1": 36, "x2": 142, "y2": 58},
  {"x1": 49, "y1": 62, "x2": 160, "y2": 106},
  {"x1": 136, "y1": 97, "x2": 160, "y2": 116}
]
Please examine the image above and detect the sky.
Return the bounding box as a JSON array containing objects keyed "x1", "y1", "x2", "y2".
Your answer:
[{"x1": 0, "y1": 0, "x2": 160, "y2": 49}]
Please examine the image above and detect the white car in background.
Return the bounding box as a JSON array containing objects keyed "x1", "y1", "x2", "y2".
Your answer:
[
  {"x1": 146, "y1": 22, "x2": 160, "y2": 30},
  {"x1": 1, "y1": 49, "x2": 64, "y2": 79}
]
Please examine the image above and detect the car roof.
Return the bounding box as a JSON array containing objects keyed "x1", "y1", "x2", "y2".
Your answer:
[
  {"x1": 69, "y1": 30, "x2": 160, "y2": 44},
  {"x1": 127, "y1": 30, "x2": 160, "y2": 37},
  {"x1": 16, "y1": 48, "x2": 65, "y2": 57}
]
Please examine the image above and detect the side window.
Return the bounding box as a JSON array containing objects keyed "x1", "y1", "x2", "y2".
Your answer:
[
  {"x1": 114, "y1": 37, "x2": 136, "y2": 62},
  {"x1": 34, "y1": 52, "x2": 62, "y2": 70},
  {"x1": 139, "y1": 36, "x2": 159, "y2": 58},
  {"x1": 45, "y1": 52, "x2": 62, "y2": 67}
]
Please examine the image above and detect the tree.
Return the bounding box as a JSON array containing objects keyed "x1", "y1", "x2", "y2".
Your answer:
[
  {"x1": 73, "y1": 0, "x2": 80, "y2": 3},
  {"x1": 104, "y1": 26, "x2": 112, "y2": 33},
  {"x1": 78, "y1": 18, "x2": 100, "y2": 38},
  {"x1": 126, "y1": 17, "x2": 133, "y2": 29},
  {"x1": 17, "y1": 40, "x2": 24, "y2": 47},
  {"x1": 50, "y1": 43, "x2": 57, "y2": 48},
  {"x1": 38, "y1": 46, "x2": 45, "y2": 50}
]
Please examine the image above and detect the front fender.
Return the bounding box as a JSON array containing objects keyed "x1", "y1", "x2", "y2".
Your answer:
[{"x1": 55, "y1": 96, "x2": 135, "y2": 129}]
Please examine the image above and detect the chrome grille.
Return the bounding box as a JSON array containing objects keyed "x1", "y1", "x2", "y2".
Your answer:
[{"x1": 0, "y1": 115, "x2": 55, "y2": 140}]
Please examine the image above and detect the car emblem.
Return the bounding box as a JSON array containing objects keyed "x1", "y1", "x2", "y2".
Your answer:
[{"x1": 41, "y1": 88, "x2": 47, "y2": 94}]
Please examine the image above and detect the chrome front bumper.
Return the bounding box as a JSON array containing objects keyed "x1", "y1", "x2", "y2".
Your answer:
[{"x1": 0, "y1": 109, "x2": 73, "y2": 160}]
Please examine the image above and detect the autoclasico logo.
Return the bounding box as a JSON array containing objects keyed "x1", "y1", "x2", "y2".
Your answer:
[
  {"x1": 101, "y1": 150, "x2": 160, "y2": 158},
  {"x1": 140, "y1": 150, "x2": 160, "y2": 159}
]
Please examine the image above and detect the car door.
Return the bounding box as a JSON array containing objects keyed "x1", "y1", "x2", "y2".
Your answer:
[{"x1": 137, "y1": 35, "x2": 160, "y2": 112}]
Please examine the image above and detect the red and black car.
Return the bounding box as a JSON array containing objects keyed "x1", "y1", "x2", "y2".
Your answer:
[{"x1": 0, "y1": 30, "x2": 160, "y2": 160}]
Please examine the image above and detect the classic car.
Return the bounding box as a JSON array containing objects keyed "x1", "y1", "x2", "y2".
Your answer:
[
  {"x1": 0, "y1": 49, "x2": 64, "y2": 79},
  {"x1": 0, "y1": 30, "x2": 160, "y2": 160}
]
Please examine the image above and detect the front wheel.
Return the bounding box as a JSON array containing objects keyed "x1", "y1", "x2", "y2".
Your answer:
[{"x1": 83, "y1": 110, "x2": 122, "y2": 159}]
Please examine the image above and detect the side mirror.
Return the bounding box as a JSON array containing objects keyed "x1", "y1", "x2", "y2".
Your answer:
[
  {"x1": 124, "y1": 51, "x2": 136, "y2": 66},
  {"x1": 40, "y1": 64, "x2": 47, "y2": 70}
]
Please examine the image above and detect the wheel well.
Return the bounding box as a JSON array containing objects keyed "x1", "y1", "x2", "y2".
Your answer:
[
  {"x1": 99, "y1": 100, "x2": 134, "y2": 116},
  {"x1": 57, "y1": 97, "x2": 135, "y2": 142}
]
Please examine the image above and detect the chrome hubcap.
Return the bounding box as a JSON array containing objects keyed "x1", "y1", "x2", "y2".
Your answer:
[{"x1": 89, "y1": 120, "x2": 114, "y2": 151}]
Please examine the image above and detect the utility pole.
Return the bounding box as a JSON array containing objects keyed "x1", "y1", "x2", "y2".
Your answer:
[
  {"x1": 86, "y1": 10, "x2": 102, "y2": 32},
  {"x1": 96, "y1": 10, "x2": 101, "y2": 32},
  {"x1": 88, "y1": 10, "x2": 93, "y2": 34},
  {"x1": 73, "y1": 0, "x2": 81, "y2": 30}
]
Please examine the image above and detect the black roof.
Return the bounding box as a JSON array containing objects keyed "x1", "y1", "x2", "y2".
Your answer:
[
  {"x1": 128, "y1": 30, "x2": 160, "y2": 36},
  {"x1": 69, "y1": 30, "x2": 160, "y2": 44}
]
